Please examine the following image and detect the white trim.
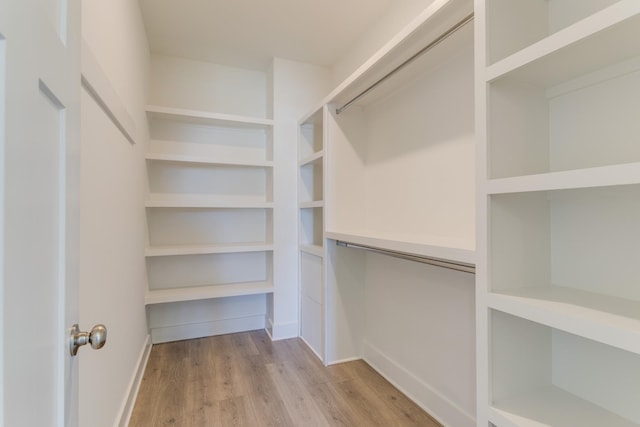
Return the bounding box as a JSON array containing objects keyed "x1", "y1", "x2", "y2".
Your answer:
[
  {"x1": 150, "y1": 315, "x2": 266, "y2": 344},
  {"x1": 116, "y1": 335, "x2": 151, "y2": 427},
  {"x1": 363, "y1": 340, "x2": 476, "y2": 427},
  {"x1": 326, "y1": 356, "x2": 361, "y2": 366},
  {"x1": 0, "y1": 34, "x2": 5, "y2": 427},
  {"x1": 80, "y1": 40, "x2": 136, "y2": 144},
  {"x1": 269, "y1": 320, "x2": 299, "y2": 341},
  {"x1": 299, "y1": 335, "x2": 324, "y2": 362}
]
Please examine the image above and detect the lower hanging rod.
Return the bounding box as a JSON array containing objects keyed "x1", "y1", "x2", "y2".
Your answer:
[
  {"x1": 336, "y1": 241, "x2": 475, "y2": 274},
  {"x1": 336, "y1": 12, "x2": 474, "y2": 115}
]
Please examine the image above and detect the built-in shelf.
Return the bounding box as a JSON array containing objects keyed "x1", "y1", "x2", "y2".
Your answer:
[
  {"x1": 145, "y1": 242, "x2": 274, "y2": 257},
  {"x1": 146, "y1": 104, "x2": 273, "y2": 128},
  {"x1": 298, "y1": 151, "x2": 323, "y2": 167},
  {"x1": 325, "y1": 230, "x2": 475, "y2": 266},
  {"x1": 145, "y1": 194, "x2": 274, "y2": 208},
  {"x1": 486, "y1": 3, "x2": 640, "y2": 84},
  {"x1": 145, "y1": 281, "x2": 275, "y2": 305},
  {"x1": 486, "y1": 163, "x2": 640, "y2": 194},
  {"x1": 487, "y1": 288, "x2": 640, "y2": 355},
  {"x1": 146, "y1": 152, "x2": 273, "y2": 168},
  {"x1": 299, "y1": 201, "x2": 324, "y2": 209},
  {"x1": 300, "y1": 244, "x2": 324, "y2": 257},
  {"x1": 489, "y1": 385, "x2": 638, "y2": 427}
]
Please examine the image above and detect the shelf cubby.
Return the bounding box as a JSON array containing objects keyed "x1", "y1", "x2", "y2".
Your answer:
[
  {"x1": 487, "y1": 8, "x2": 640, "y2": 179},
  {"x1": 490, "y1": 310, "x2": 640, "y2": 426},
  {"x1": 147, "y1": 251, "x2": 272, "y2": 290},
  {"x1": 486, "y1": 0, "x2": 635, "y2": 65},
  {"x1": 300, "y1": 207, "x2": 323, "y2": 249},
  {"x1": 488, "y1": 184, "x2": 640, "y2": 352},
  {"x1": 147, "y1": 105, "x2": 273, "y2": 164},
  {"x1": 299, "y1": 109, "x2": 323, "y2": 160},
  {"x1": 146, "y1": 207, "x2": 272, "y2": 247},
  {"x1": 299, "y1": 156, "x2": 323, "y2": 204},
  {"x1": 147, "y1": 160, "x2": 272, "y2": 203}
]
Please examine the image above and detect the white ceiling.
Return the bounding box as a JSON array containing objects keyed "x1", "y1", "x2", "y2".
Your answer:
[{"x1": 138, "y1": 0, "x2": 395, "y2": 70}]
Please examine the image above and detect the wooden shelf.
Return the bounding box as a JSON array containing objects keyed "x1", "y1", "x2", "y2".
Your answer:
[
  {"x1": 145, "y1": 194, "x2": 274, "y2": 208},
  {"x1": 145, "y1": 242, "x2": 274, "y2": 257},
  {"x1": 146, "y1": 152, "x2": 273, "y2": 168},
  {"x1": 146, "y1": 104, "x2": 273, "y2": 128},
  {"x1": 325, "y1": 230, "x2": 475, "y2": 265},
  {"x1": 490, "y1": 385, "x2": 638, "y2": 427},
  {"x1": 486, "y1": 4, "x2": 640, "y2": 85},
  {"x1": 300, "y1": 244, "x2": 324, "y2": 257},
  {"x1": 486, "y1": 163, "x2": 640, "y2": 194},
  {"x1": 488, "y1": 287, "x2": 640, "y2": 355},
  {"x1": 145, "y1": 281, "x2": 274, "y2": 305}
]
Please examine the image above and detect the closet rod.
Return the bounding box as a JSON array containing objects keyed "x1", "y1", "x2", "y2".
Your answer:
[
  {"x1": 336, "y1": 241, "x2": 475, "y2": 274},
  {"x1": 335, "y1": 12, "x2": 474, "y2": 115}
]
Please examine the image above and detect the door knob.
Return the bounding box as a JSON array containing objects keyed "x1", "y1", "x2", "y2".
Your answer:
[{"x1": 69, "y1": 324, "x2": 107, "y2": 356}]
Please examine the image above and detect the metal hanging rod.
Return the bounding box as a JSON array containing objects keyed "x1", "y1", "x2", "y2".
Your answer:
[
  {"x1": 335, "y1": 12, "x2": 474, "y2": 115},
  {"x1": 336, "y1": 241, "x2": 475, "y2": 274}
]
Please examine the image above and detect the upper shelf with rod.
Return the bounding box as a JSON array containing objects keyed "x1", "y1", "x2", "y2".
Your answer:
[{"x1": 302, "y1": 0, "x2": 474, "y2": 119}]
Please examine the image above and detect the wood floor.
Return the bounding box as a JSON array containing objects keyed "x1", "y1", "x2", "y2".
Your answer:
[{"x1": 129, "y1": 330, "x2": 441, "y2": 426}]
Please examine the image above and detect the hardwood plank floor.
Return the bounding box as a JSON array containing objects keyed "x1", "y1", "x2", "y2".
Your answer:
[{"x1": 129, "y1": 330, "x2": 442, "y2": 426}]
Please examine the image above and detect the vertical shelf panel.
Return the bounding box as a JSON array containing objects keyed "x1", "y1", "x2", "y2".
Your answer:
[
  {"x1": 298, "y1": 106, "x2": 326, "y2": 361},
  {"x1": 478, "y1": 2, "x2": 640, "y2": 426},
  {"x1": 490, "y1": 310, "x2": 640, "y2": 426}
]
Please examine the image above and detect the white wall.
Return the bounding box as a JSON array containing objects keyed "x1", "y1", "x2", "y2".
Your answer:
[
  {"x1": 363, "y1": 254, "x2": 476, "y2": 427},
  {"x1": 329, "y1": 0, "x2": 436, "y2": 86},
  {"x1": 268, "y1": 58, "x2": 330, "y2": 339},
  {"x1": 148, "y1": 54, "x2": 267, "y2": 117},
  {"x1": 80, "y1": 1, "x2": 150, "y2": 426}
]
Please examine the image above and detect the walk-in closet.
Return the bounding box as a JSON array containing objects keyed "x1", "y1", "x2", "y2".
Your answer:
[{"x1": 4, "y1": 0, "x2": 640, "y2": 426}]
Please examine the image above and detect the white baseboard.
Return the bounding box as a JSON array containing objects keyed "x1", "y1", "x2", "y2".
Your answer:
[
  {"x1": 326, "y1": 356, "x2": 361, "y2": 366},
  {"x1": 299, "y1": 335, "x2": 324, "y2": 363},
  {"x1": 150, "y1": 315, "x2": 266, "y2": 344},
  {"x1": 363, "y1": 340, "x2": 476, "y2": 427},
  {"x1": 117, "y1": 334, "x2": 152, "y2": 427},
  {"x1": 268, "y1": 320, "x2": 298, "y2": 341}
]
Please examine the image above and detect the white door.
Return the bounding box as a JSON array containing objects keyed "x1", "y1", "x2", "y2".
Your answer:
[{"x1": 0, "y1": 0, "x2": 82, "y2": 425}]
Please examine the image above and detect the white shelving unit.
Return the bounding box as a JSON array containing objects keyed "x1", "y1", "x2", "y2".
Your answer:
[
  {"x1": 476, "y1": 1, "x2": 640, "y2": 426},
  {"x1": 298, "y1": 107, "x2": 326, "y2": 360},
  {"x1": 318, "y1": 0, "x2": 476, "y2": 378},
  {"x1": 145, "y1": 105, "x2": 275, "y2": 316},
  {"x1": 296, "y1": 4, "x2": 478, "y2": 424}
]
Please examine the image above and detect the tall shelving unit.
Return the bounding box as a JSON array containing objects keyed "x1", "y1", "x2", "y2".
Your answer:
[
  {"x1": 476, "y1": 1, "x2": 640, "y2": 426},
  {"x1": 144, "y1": 104, "x2": 275, "y2": 341},
  {"x1": 298, "y1": 107, "x2": 326, "y2": 360},
  {"x1": 297, "y1": 3, "x2": 478, "y2": 424}
]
